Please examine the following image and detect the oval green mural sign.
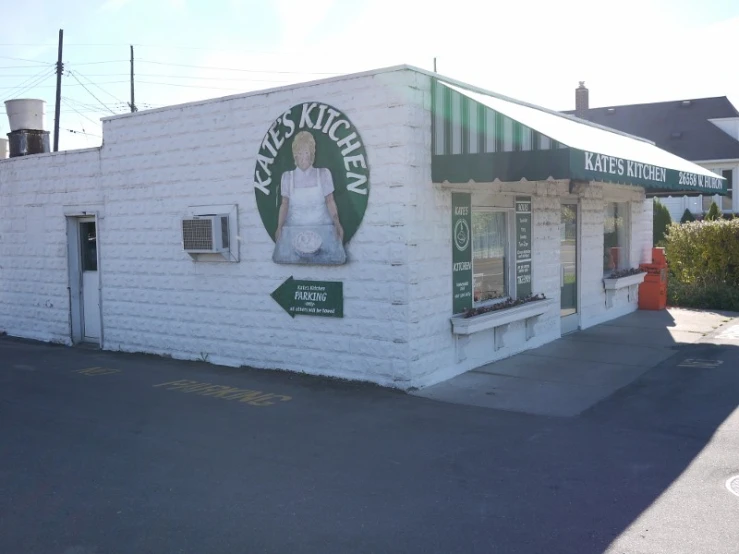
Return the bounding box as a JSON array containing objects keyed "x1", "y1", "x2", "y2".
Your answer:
[{"x1": 253, "y1": 102, "x2": 370, "y2": 265}]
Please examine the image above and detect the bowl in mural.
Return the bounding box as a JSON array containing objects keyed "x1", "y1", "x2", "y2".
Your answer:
[{"x1": 293, "y1": 230, "x2": 322, "y2": 255}]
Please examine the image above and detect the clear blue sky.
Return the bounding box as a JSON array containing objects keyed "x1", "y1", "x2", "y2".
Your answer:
[{"x1": 2, "y1": 0, "x2": 738, "y2": 151}]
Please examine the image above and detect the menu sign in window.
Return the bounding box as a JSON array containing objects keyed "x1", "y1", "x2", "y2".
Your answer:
[
  {"x1": 452, "y1": 192, "x2": 473, "y2": 314},
  {"x1": 515, "y1": 197, "x2": 533, "y2": 298}
]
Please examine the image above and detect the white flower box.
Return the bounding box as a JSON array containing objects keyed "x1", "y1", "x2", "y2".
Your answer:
[
  {"x1": 602, "y1": 271, "x2": 646, "y2": 308},
  {"x1": 603, "y1": 272, "x2": 647, "y2": 290},
  {"x1": 450, "y1": 298, "x2": 554, "y2": 355}
]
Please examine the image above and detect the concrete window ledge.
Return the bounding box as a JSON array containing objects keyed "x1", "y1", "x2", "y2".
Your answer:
[
  {"x1": 602, "y1": 272, "x2": 646, "y2": 308},
  {"x1": 451, "y1": 299, "x2": 554, "y2": 355}
]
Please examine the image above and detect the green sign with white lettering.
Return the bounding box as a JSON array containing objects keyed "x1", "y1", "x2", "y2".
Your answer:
[
  {"x1": 515, "y1": 198, "x2": 532, "y2": 262},
  {"x1": 515, "y1": 197, "x2": 533, "y2": 298},
  {"x1": 253, "y1": 102, "x2": 370, "y2": 266},
  {"x1": 452, "y1": 192, "x2": 473, "y2": 314},
  {"x1": 271, "y1": 277, "x2": 343, "y2": 318},
  {"x1": 570, "y1": 149, "x2": 727, "y2": 194}
]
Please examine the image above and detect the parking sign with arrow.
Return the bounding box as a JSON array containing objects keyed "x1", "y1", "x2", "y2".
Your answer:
[{"x1": 270, "y1": 277, "x2": 344, "y2": 318}]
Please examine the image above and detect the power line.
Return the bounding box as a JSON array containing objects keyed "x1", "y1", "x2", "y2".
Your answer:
[
  {"x1": 0, "y1": 55, "x2": 49, "y2": 64},
  {"x1": 61, "y1": 98, "x2": 104, "y2": 126},
  {"x1": 136, "y1": 59, "x2": 341, "y2": 75},
  {"x1": 0, "y1": 71, "x2": 58, "y2": 76},
  {"x1": 0, "y1": 43, "x2": 123, "y2": 47},
  {"x1": 0, "y1": 43, "x2": 304, "y2": 55},
  {"x1": 0, "y1": 64, "x2": 53, "y2": 69},
  {"x1": 67, "y1": 71, "x2": 117, "y2": 114},
  {"x1": 68, "y1": 68, "x2": 127, "y2": 104},
  {"x1": 0, "y1": 80, "x2": 128, "y2": 90},
  {"x1": 65, "y1": 60, "x2": 128, "y2": 66},
  {"x1": 1, "y1": 65, "x2": 54, "y2": 88},
  {"x1": 13, "y1": 71, "x2": 55, "y2": 98},
  {"x1": 69, "y1": 72, "x2": 315, "y2": 83},
  {"x1": 2, "y1": 67, "x2": 55, "y2": 100},
  {"x1": 137, "y1": 80, "x2": 288, "y2": 91},
  {"x1": 0, "y1": 109, "x2": 105, "y2": 114},
  {"x1": 1, "y1": 66, "x2": 54, "y2": 98},
  {"x1": 62, "y1": 95, "x2": 116, "y2": 112},
  {"x1": 65, "y1": 128, "x2": 101, "y2": 138}
]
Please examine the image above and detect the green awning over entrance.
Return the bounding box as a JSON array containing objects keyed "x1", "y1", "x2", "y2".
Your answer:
[{"x1": 431, "y1": 81, "x2": 727, "y2": 195}]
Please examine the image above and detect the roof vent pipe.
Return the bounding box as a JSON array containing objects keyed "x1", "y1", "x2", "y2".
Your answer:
[
  {"x1": 575, "y1": 81, "x2": 589, "y2": 118},
  {"x1": 4, "y1": 99, "x2": 50, "y2": 157}
]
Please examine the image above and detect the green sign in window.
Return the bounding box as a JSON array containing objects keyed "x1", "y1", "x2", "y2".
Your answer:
[
  {"x1": 515, "y1": 197, "x2": 533, "y2": 298},
  {"x1": 452, "y1": 192, "x2": 473, "y2": 314}
]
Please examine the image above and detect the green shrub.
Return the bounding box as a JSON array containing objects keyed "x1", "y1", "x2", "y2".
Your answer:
[
  {"x1": 653, "y1": 199, "x2": 672, "y2": 246},
  {"x1": 680, "y1": 209, "x2": 696, "y2": 223},
  {"x1": 705, "y1": 201, "x2": 722, "y2": 221},
  {"x1": 664, "y1": 218, "x2": 739, "y2": 287},
  {"x1": 667, "y1": 280, "x2": 739, "y2": 312}
]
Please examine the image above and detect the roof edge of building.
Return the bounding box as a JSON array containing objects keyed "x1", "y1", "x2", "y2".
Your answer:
[
  {"x1": 100, "y1": 63, "x2": 656, "y2": 145},
  {"x1": 563, "y1": 95, "x2": 739, "y2": 115},
  {"x1": 100, "y1": 64, "x2": 420, "y2": 123}
]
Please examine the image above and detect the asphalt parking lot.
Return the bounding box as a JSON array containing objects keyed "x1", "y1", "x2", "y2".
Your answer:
[{"x1": 2, "y1": 321, "x2": 739, "y2": 554}]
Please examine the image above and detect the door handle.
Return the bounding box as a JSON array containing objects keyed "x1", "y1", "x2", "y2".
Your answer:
[{"x1": 561, "y1": 266, "x2": 565, "y2": 287}]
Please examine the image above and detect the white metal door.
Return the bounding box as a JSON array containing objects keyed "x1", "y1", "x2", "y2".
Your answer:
[{"x1": 79, "y1": 218, "x2": 100, "y2": 341}]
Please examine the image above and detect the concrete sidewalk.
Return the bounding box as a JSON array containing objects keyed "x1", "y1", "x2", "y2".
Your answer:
[{"x1": 412, "y1": 308, "x2": 739, "y2": 417}]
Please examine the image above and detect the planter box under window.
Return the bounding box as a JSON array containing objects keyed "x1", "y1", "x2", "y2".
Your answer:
[
  {"x1": 451, "y1": 299, "x2": 554, "y2": 354},
  {"x1": 602, "y1": 272, "x2": 646, "y2": 308}
]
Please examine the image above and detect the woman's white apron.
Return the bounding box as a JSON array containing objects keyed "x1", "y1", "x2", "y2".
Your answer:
[{"x1": 285, "y1": 168, "x2": 332, "y2": 227}]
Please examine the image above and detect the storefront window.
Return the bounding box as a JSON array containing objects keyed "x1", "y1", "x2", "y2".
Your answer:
[
  {"x1": 472, "y1": 210, "x2": 507, "y2": 303},
  {"x1": 603, "y1": 202, "x2": 629, "y2": 274}
]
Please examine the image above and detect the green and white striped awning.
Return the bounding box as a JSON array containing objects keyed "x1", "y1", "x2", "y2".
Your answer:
[{"x1": 431, "y1": 80, "x2": 727, "y2": 195}]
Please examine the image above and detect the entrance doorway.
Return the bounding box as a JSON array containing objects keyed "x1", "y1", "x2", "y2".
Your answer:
[
  {"x1": 67, "y1": 216, "x2": 101, "y2": 344},
  {"x1": 560, "y1": 202, "x2": 580, "y2": 335}
]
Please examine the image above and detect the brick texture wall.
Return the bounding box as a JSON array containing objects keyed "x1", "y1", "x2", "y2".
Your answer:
[
  {"x1": 0, "y1": 149, "x2": 102, "y2": 343},
  {"x1": 0, "y1": 69, "x2": 425, "y2": 388},
  {"x1": 0, "y1": 68, "x2": 655, "y2": 390}
]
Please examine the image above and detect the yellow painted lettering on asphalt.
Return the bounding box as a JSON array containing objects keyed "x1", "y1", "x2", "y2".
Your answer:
[
  {"x1": 179, "y1": 384, "x2": 217, "y2": 393},
  {"x1": 193, "y1": 385, "x2": 227, "y2": 396},
  {"x1": 248, "y1": 394, "x2": 292, "y2": 406},
  {"x1": 242, "y1": 393, "x2": 274, "y2": 404},
  {"x1": 152, "y1": 379, "x2": 292, "y2": 407},
  {"x1": 73, "y1": 367, "x2": 121, "y2": 376},
  {"x1": 234, "y1": 391, "x2": 265, "y2": 402},
  {"x1": 152, "y1": 379, "x2": 197, "y2": 388},
  {"x1": 205, "y1": 386, "x2": 243, "y2": 398}
]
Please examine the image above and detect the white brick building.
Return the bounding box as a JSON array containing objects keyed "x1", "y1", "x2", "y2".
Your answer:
[{"x1": 0, "y1": 65, "x2": 726, "y2": 389}]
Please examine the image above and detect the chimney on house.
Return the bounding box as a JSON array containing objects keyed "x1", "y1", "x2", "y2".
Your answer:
[{"x1": 575, "y1": 81, "x2": 589, "y2": 118}]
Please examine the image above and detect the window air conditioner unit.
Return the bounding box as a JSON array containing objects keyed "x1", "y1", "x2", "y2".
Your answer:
[{"x1": 182, "y1": 214, "x2": 230, "y2": 254}]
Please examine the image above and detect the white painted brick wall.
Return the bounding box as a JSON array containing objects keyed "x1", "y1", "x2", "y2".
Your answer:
[
  {"x1": 0, "y1": 67, "x2": 659, "y2": 390},
  {"x1": 635, "y1": 198, "x2": 654, "y2": 264},
  {"x1": 0, "y1": 69, "x2": 422, "y2": 388},
  {"x1": 580, "y1": 185, "x2": 652, "y2": 330},
  {"x1": 406, "y1": 178, "x2": 565, "y2": 388},
  {"x1": 0, "y1": 149, "x2": 102, "y2": 343}
]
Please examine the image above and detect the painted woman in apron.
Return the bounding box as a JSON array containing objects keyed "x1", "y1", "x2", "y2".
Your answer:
[{"x1": 273, "y1": 131, "x2": 346, "y2": 264}]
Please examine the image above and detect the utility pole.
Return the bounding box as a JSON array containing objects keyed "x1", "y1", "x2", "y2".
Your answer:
[
  {"x1": 433, "y1": 57, "x2": 437, "y2": 72},
  {"x1": 53, "y1": 29, "x2": 64, "y2": 152},
  {"x1": 129, "y1": 44, "x2": 137, "y2": 113}
]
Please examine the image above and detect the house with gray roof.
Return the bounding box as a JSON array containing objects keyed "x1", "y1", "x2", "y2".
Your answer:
[{"x1": 564, "y1": 83, "x2": 739, "y2": 220}]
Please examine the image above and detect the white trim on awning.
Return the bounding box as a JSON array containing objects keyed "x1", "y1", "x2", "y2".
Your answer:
[{"x1": 440, "y1": 81, "x2": 720, "y2": 180}]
